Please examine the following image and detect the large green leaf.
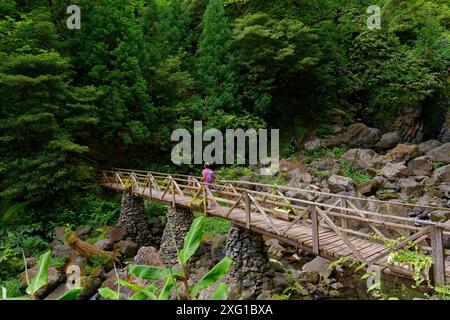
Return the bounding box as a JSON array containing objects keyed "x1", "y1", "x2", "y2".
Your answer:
[
  {"x1": 98, "y1": 287, "x2": 120, "y2": 300},
  {"x1": 27, "y1": 250, "x2": 51, "y2": 295},
  {"x1": 210, "y1": 282, "x2": 228, "y2": 300},
  {"x1": 191, "y1": 256, "x2": 233, "y2": 295},
  {"x1": 158, "y1": 276, "x2": 175, "y2": 300},
  {"x1": 128, "y1": 292, "x2": 148, "y2": 300},
  {"x1": 179, "y1": 216, "x2": 204, "y2": 264},
  {"x1": 57, "y1": 288, "x2": 83, "y2": 300},
  {"x1": 128, "y1": 265, "x2": 172, "y2": 280}
]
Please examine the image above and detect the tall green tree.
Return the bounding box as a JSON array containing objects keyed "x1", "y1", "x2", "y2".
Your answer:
[
  {"x1": 195, "y1": 0, "x2": 239, "y2": 112},
  {"x1": 0, "y1": 11, "x2": 98, "y2": 205}
]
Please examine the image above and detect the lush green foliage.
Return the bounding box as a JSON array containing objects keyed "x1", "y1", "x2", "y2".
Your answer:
[
  {"x1": 340, "y1": 160, "x2": 372, "y2": 185},
  {"x1": 0, "y1": 0, "x2": 448, "y2": 295},
  {"x1": 100, "y1": 216, "x2": 233, "y2": 300}
]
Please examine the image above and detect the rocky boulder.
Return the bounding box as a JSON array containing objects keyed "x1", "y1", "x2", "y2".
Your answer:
[
  {"x1": 94, "y1": 239, "x2": 114, "y2": 251},
  {"x1": 358, "y1": 179, "x2": 380, "y2": 196},
  {"x1": 375, "y1": 132, "x2": 402, "y2": 150},
  {"x1": 132, "y1": 246, "x2": 164, "y2": 266},
  {"x1": 431, "y1": 165, "x2": 450, "y2": 184},
  {"x1": 327, "y1": 175, "x2": 356, "y2": 193},
  {"x1": 407, "y1": 156, "x2": 433, "y2": 176},
  {"x1": 386, "y1": 144, "x2": 422, "y2": 162},
  {"x1": 399, "y1": 178, "x2": 423, "y2": 197},
  {"x1": 301, "y1": 257, "x2": 332, "y2": 280},
  {"x1": 108, "y1": 225, "x2": 127, "y2": 243},
  {"x1": 376, "y1": 189, "x2": 399, "y2": 200},
  {"x1": 430, "y1": 210, "x2": 450, "y2": 222},
  {"x1": 115, "y1": 240, "x2": 138, "y2": 258},
  {"x1": 418, "y1": 140, "x2": 441, "y2": 154},
  {"x1": 426, "y1": 143, "x2": 450, "y2": 164},
  {"x1": 345, "y1": 123, "x2": 380, "y2": 148},
  {"x1": 381, "y1": 162, "x2": 410, "y2": 178},
  {"x1": 341, "y1": 148, "x2": 378, "y2": 170},
  {"x1": 304, "y1": 138, "x2": 321, "y2": 151},
  {"x1": 20, "y1": 265, "x2": 65, "y2": 298},
  {"x1": 286, "y1": 168, "x2": 312, "y2": 185}
]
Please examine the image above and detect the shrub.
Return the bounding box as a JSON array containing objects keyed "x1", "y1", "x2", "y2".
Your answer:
[
  {"x1": 0, "y1": 278, "x2": 24, "y2": 298},
  {"x1": 216, "y1": 166, "x2": 254, "y2": 180},
  {"x1": 340, "y1": 161, "x2": 371, "y2": 185}
]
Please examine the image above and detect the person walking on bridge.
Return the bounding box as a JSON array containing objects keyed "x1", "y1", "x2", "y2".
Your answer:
[{"x1": 201, "y1": 163, "x2": 216, "y2": 208}]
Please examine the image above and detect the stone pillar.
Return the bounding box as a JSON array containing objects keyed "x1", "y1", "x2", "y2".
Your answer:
[
  {"x1": 159, "y1": 206, "x2": 194, "y2": 265},
  {"x1": 118, "y1": 191, "x2": 152, "y2": 247},
  {"x1": 226, "y1": 224, "x2": 272, "y2": 298}
]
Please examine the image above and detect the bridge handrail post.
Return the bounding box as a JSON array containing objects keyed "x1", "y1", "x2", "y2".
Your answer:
[
  {"x1": 311, "y1": 206, "x2": 319, "y2": 255},
  {"x1": 245, "y1": 191, "x2": 250, "y2": 229},
  {"x1": 431, "y1": 225, "x2": 446, "y2": 286},
  {"x1": 340, "y1": 197, "x2": 348, "y2": 236},
  {"x1": 169, "y1": 176, "x2": 175, "y2": 208},
  {"x1": 147, "y1": 173, "x2": 152, "y2": 197},
  {"x1": 203, "y1": 184, "x2": 208, "y2": 216}
]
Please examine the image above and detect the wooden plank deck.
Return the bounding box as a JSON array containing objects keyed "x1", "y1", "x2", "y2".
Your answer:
[{"x1": 102, "y1": 180, "x2": 450, "y2": 284}]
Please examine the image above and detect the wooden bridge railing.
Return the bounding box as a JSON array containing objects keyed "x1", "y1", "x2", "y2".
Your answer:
[{"x1": 100, "y1": 168, "x2": 450, "y2": 286}]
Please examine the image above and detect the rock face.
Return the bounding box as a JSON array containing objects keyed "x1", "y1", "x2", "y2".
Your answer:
[
  {"x1": 341, "y1": 148, "x2": 378, "y2": 170},
  {"x1": 407, "y1": 156, "x2": 433, "y2": 176},
  {"x1": 418, "y1": 140, "x2": 441, "y2": 154},
  {"x1": 159, "y1": 206, "x2": 194, "y2": 265},
  {"x1": 118, "y1": 191, "x2": 153, "y2": 247},
  {"x1": 381, "y1": 162, "x2": 410, "y2": 178},
  {"x1": 226, "y1": 225, "x2": 272, "y2": 298},
  {"x1": 375, "y1": 132, "x2": 402, "y2": 150},
  {"x1": 431, "y1": 165, "x2": 450, "y2": 184},
  {"x1": 345, "y1": 123, "x2": 380, "y2": 147},
  {"x1": 327, "y1": 174, "x2": 355, "y2": 193},
  {"x1": 386, "y1": 144, "x2": 421, "y2": 162},
  {"x1": 426, "y1": 143, "x2": 450, "y2": 164},
  {"x1": 399, "y1": 178, "x2": 423, "y2": 197}
]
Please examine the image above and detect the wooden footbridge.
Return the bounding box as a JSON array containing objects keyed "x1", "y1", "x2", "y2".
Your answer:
[{"x1": 100, "y1": 168, "x2": 450, "y2": 287}]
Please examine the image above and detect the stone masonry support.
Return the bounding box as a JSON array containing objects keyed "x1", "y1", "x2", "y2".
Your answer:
[
  {"x1": 159, "y1": 206, "x2": 194, "y2": 265},
  {"x1": 226, "y1": 224, "x2": 272, "y2": 297},
  {"x1": 118, "y1": 191, "x2": 152, "y2": 247}
]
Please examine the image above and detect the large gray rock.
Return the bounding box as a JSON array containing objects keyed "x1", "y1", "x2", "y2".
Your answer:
[
  {"x1": 133, "y1": 246, "x2": 163, "y2": 266},
  {"x1": 358, "y1": 179, "x2": 380, "y2": 196},
  {"x1": 438, "y1": 183, "x2": 450, "y2": 198},
  {"x1": 301, "y1": 257, "x2": 332, "y2": 280},
  {"x1": 20, "y1": 265, "x2": 65, "y2": 298},
  {"x1": 341, "y1": 148, "x2": 378, "y2": 170},
  {"x1": 399, "y1": 178, "x2": 423, "y2": 197},
  {"x1": 431, "y1": 165, "x2": 450, "y2": 183},
  {"x1": 327, "y1": 174, "x2": 356, "y2": 193},
  {"x1": 108, "y1": 225, "x2": 127, "y2": 243},
  {"x1": 345, "y1": 123, "x2": 380, "y2": 147},
  {"x1": 304, "y1": 138, "x2": 321, "y2": 151},
  {"x1": 381, "y1": 162, "x2": 410, "y2": 178},
  {"x1": 52, "y1": 244, "x2": 73, "y2": 259},
  {"x1": 430, "y1": 210, "x2": 450, "y2": 222},
  {"x1": 115, "y1": 240, "x2": 138, "y2": 258},
  {"x1": 375, "y1": 131, "x2": 402, "y2": 150},
  {"x1": 94, "y1": 239, "x2": 113, "y2": 251},
  {"x1": 426, "y1": 143, "x2": 450, "y2": 164},
  {"x1": 418, "y1": 139, "x2": 441, "y2": 154},
  {"x1": 407, "y1": 156, "x2": 433, "y2": 176},
  {"x1": 386, "y1": 144, "x2": 422, "y2": 162}
]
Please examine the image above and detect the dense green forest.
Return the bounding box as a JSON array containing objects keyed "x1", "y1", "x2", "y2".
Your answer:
[{"x1": 0, "y1": 0, "x2": 449, "y2": 299}]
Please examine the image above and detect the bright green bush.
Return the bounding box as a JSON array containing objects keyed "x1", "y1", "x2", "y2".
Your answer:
[{"x1": 340, "y1": 161, "x2": 371, "y2": 186}]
